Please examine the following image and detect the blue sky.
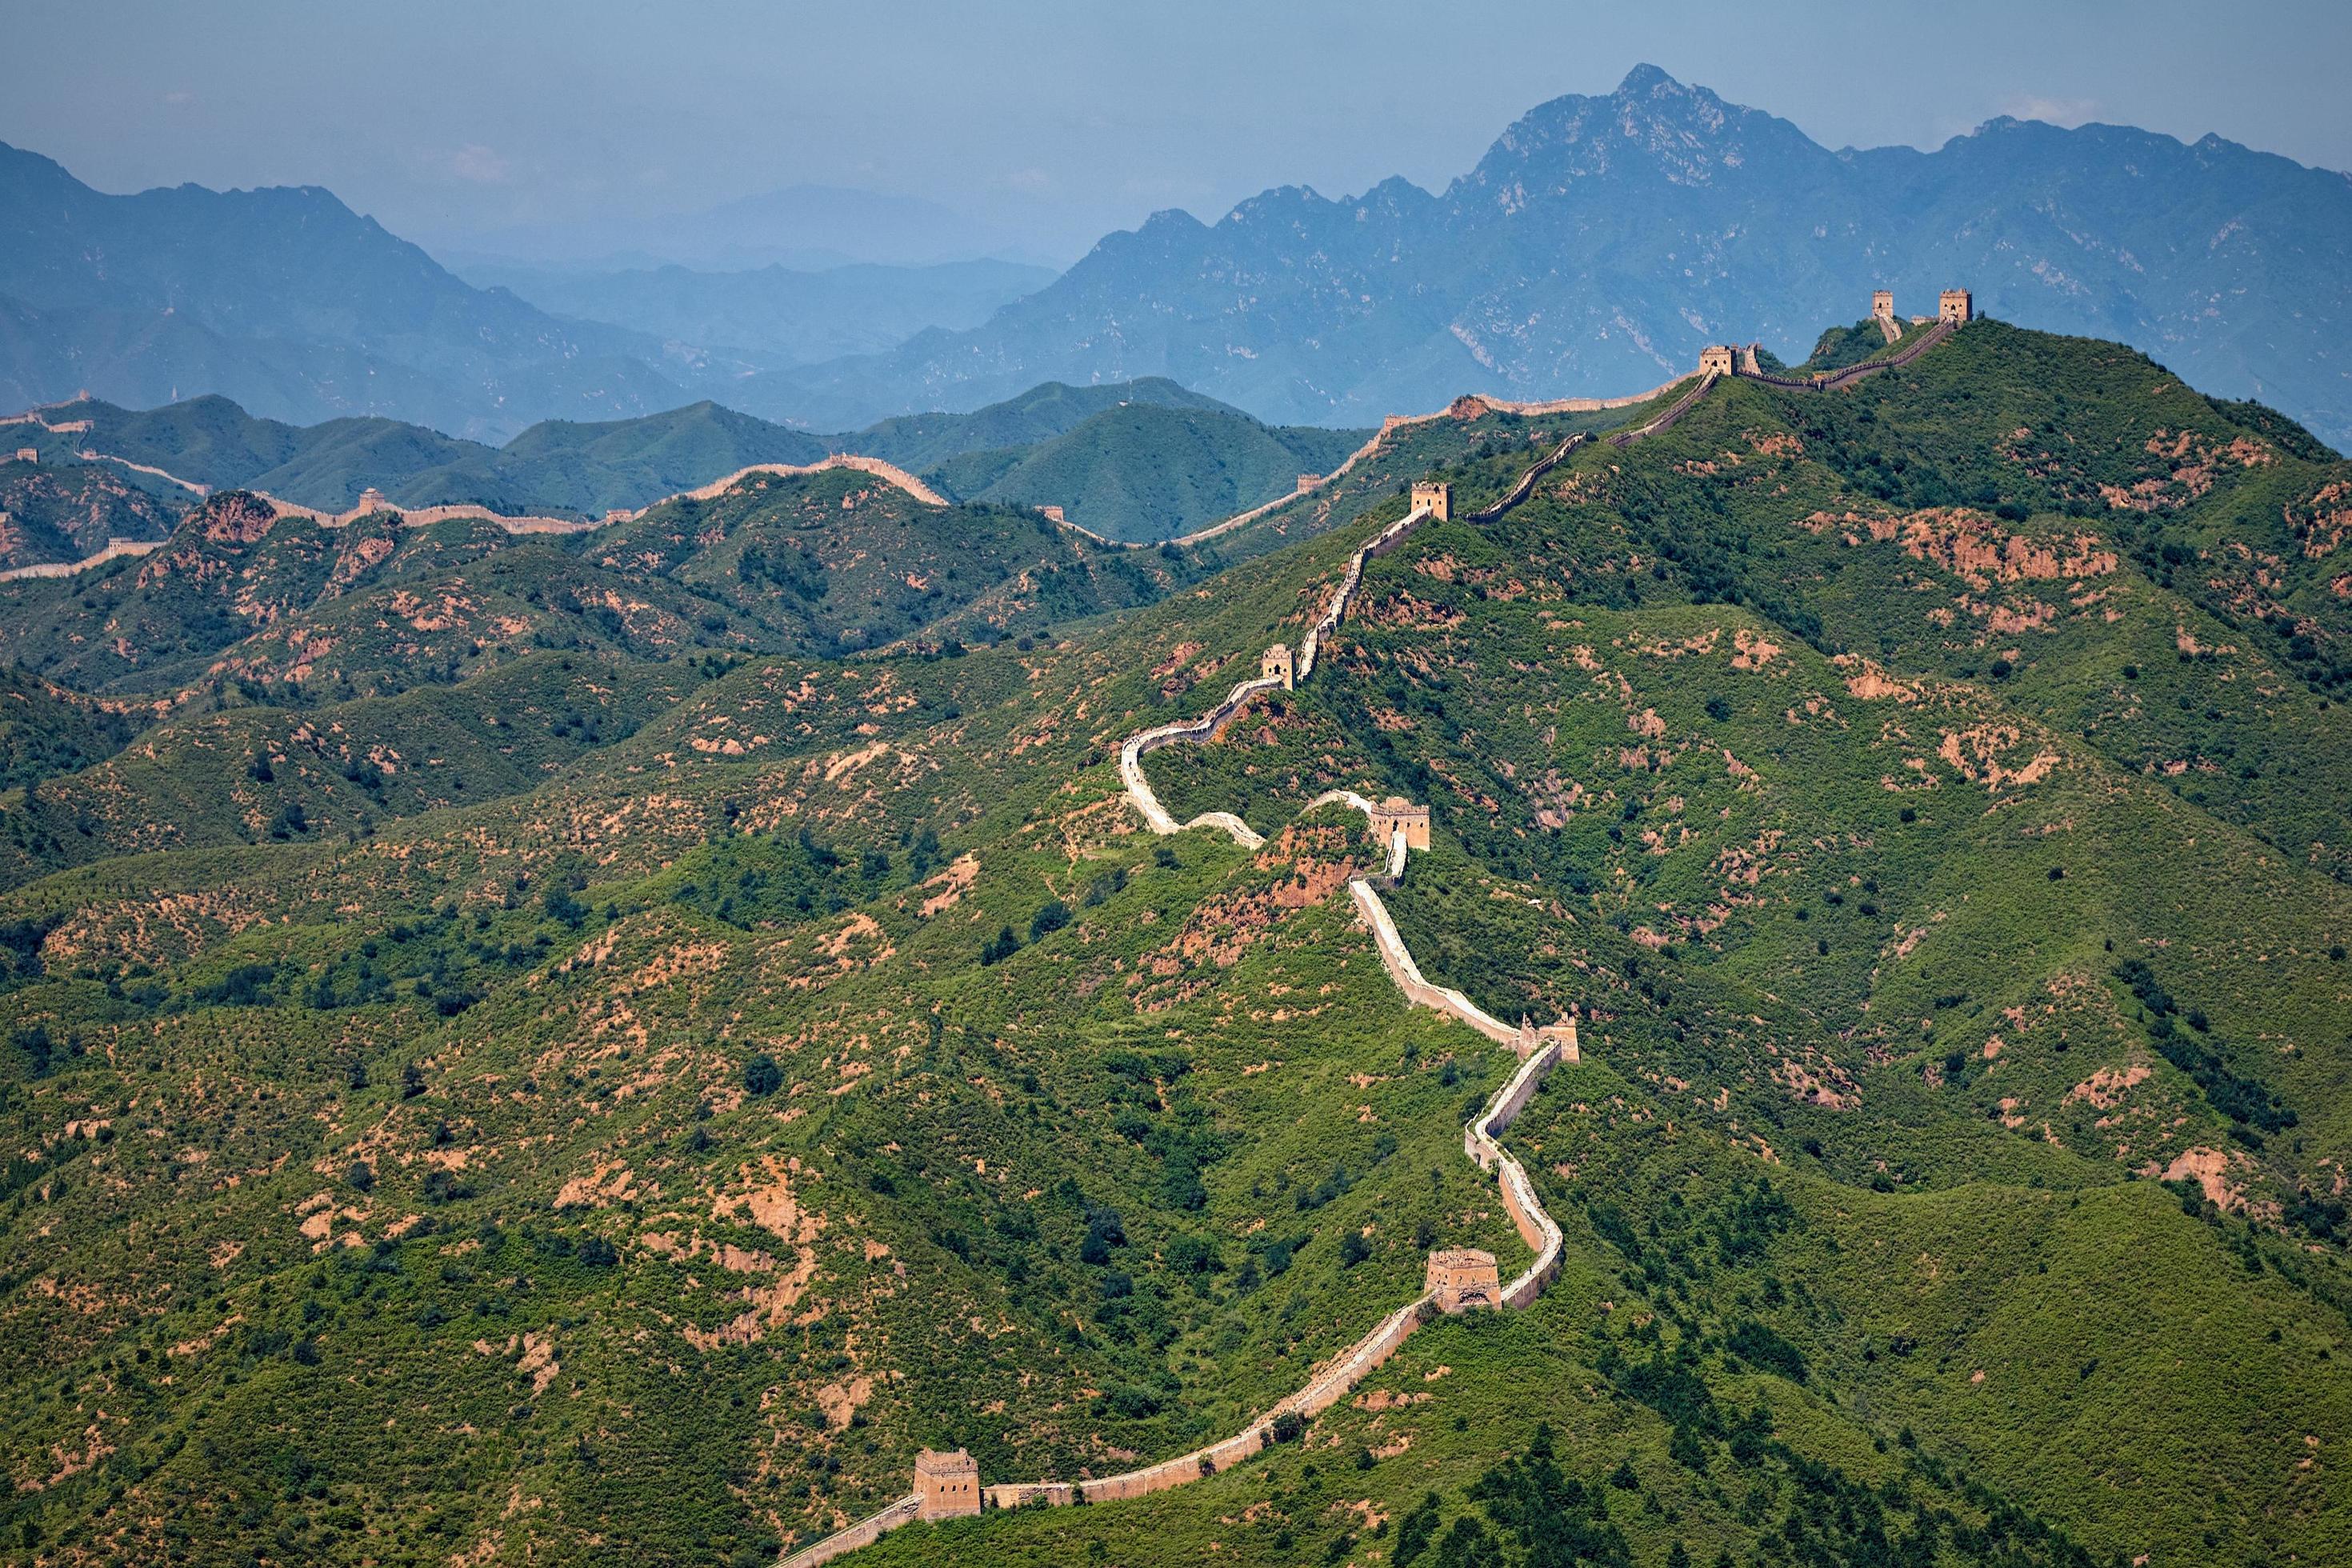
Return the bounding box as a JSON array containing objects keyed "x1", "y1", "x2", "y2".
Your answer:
[{"x1": 6, "y1": 0, "x2": 2349, "y2": 264}]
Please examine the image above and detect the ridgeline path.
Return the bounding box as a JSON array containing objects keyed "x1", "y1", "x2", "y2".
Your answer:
[{"x1": 0, "y1": 454, "x2": 948, "y2": 581}]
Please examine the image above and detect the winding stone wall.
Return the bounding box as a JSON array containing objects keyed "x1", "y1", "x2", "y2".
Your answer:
[
  {"x1": 1607, "y1": 373, "x2": 1717, "y2": 447},
  {"x1": 1466, "y1": 1042, "x2": 1569, "y2": 1307},
  {"x1": 0, "y1": 538, "x2": 165, "y2": 582},
  {"x1": 1732, "y1": 318, "x2": 1954, "y2": 392},
  {"x1": 2, "y1": 452, "x2": 953, "y2": 581},
  {"x1": 781, "y1": 316, "x2": 1963, "y2": 1564}
]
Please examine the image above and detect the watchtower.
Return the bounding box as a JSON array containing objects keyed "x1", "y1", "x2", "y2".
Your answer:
[
  {"x1": 356, "y1": 487, "x2": 392, "y2": 515},
  {"x1": 1369, "y1": 796, "x2": 1430, "y2": 851},
  {"x1": 914, "y1": 1448, "x2": 982, "y2": 1520},
  {"x1": 1514, "y1": 1014, "x2": 1580, "y2": 1062},
  {"x1": 1938, "y1": 289, "x2": 1973, "y2": 324},
  {"x1": 1870, "y1": 290, "x2": 1894, "y2": 321},
  {"x1": 1425, "y1": 1247, "x2": 1501, "y2": 1312},
  {"x1": 1698, "y1": 345, "x2": 1737, "y2": 377},
  {"x1": 1410, "y1": 481, "x2": 1451, "y2": 522},
  {"x1": 1260, "y1": 642, "x2": 1295, "y2": 691},
  {"x1": 1296, "y1": 473, "x2": 1322, "y2": 493},
  {"x1": 10, "y1": 448, "x2": 35, "y2": 466}
]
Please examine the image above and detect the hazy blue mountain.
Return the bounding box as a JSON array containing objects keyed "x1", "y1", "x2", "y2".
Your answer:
[
  {"x1": 763, "y1": 66, "x2": 2352, "y2": 447},
  {"x1": 457, "y1": 257, "x2": 1057, "y2": 364},
  {"x1": 847, "y1": 378, "x2": 1234, "y2": 472},
  {"x1": 0, "y1": 142, "x2": 710, "y2": 441},
  {"x1": 442, "y1": 183, "x2": 1046, "y2": 272}
]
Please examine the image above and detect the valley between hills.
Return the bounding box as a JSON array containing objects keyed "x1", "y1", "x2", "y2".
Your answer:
[{"x1": 4, "y1": 306, "x2": 2352, "y2": 1568}]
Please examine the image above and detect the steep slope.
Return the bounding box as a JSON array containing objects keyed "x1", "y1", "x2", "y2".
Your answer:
[{"x1": 770, "y1": 66, "x2": 2352, "y2": 449}]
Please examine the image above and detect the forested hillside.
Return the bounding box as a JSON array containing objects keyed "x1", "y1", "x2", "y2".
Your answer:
[{"x1": 3, "y1": 321, "x2": 2350, "y2": 1568}]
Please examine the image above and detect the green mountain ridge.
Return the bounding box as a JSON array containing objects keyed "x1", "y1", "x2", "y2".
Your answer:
[
  {"x1": 951, "y1": 401, "x2": 1367, "y2": 543},
  {"x1": 8, "y1": 378, "x2": 1372, "y2": 555},
  {"x1": 3, "y1": 320, "x2": 2352, "y2": 1568}
]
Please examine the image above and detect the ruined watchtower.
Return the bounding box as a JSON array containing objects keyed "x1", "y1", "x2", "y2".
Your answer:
[
  {"x1": 355, "y1": 487, "x2": 392, "y2": 516},
  {"x1": 1514, "y1": 1014, "x2": 1581, "y2": 1062},
  {"x1": 914, "y1": 1448, "x2": 982, "y2": 1520},
  {"x1": 1425, "y1": 1247, "x2": 1501, "y2": 1312},
  {"x1": 1938, "y1": 289, "x2": 1974, "y2": 324},
  {"x1": 1698, "y1": 345, "x2": 1737, "y2": 377},
  {"x1": 1369, "y1": 796, "x2": 1430, "y2": 852},
  {"x1": 1410, "y1": 481, "x2": 1451, "y2": 522},
  {"x1": 1260, "y1": 642, "x2": 1295, "y2": 691},
  {"x1": 1870, "y1": 290, "x2": 1894, "y2": 322}
]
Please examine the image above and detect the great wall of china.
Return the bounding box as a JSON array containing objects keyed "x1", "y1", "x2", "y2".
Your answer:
[
  {"x1": 779, "y1": 287, "x2": 1969, "y2": 1566},
  {"x1": 0, "y1": 450, "x2": 949, "y2": 582},
  {"x1": 14, "y1": 302, "x2": 1957, "y2": 1560},
  {"x1": 2, "y1": 290, "x2": 1969, "y2": 588}
]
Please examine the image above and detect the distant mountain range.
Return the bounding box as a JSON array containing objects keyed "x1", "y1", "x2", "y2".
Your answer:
[
  {"x1": 6, "y1": 377, "x2": 1366, "y2": 553},
  {"x1": 764, "y1": 66, "x2": 2352, "y2": 447},
  {"x1": 438, "y1": 182, "x2": 1047, "y2": 272},
  {"x1": 455, "y1": 257, "x2": 1057, "y2": 366},
  {"x1": 0, "y1": 150, "x2": 1061, "y2": 442},
  {"x1": 4, "y1": 66, "x2": 2349, "y2": 450}
]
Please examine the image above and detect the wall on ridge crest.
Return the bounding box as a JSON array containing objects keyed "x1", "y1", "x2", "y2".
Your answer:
[
  {"x1": 780, "y1": 1497, "x2": 922, "y2": 1568},
  {"x1": 0, "y1": 538, "x2": 165, "y2": 582},
  {"x1": 6, "y1": 452, "x2": 955, "y2": 582}
]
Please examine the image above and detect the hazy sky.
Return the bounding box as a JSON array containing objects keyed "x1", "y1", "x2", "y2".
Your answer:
[{"x1": 6, "y1": 0, "x2": 2350, "y2": 265}]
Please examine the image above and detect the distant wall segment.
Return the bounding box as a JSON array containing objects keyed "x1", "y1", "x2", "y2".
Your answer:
[{"x1": 2, "y1": 453, "x2": 953, "y2": 582}]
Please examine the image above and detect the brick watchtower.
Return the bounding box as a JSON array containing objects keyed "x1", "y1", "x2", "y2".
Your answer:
[
  {"x1": 1425, "y1": 1248, "x2": 1501, "y2": 1311},
  {"x1": 1698, "y1": 345, "x2": 1737, "y2": 377},
  {"x1": 1938, "y1": 289, "x2": 1974, "y2": 324},
  {"x1": 914, "y1": 1448, "x2": 982, "y2": 1520},
  {"x1": 1410, "y1": 481, "x2": 1451, "y2": 522},
  {"x1": 1260, "y1": 642, "x2": 1295, "y2": 690},
  {"x1": 1871, "y1": 290, "x2": 1894, "y2": 321},
  {"x1": 1368, "y1": 796, "x2": 1430, "y2": 851}
]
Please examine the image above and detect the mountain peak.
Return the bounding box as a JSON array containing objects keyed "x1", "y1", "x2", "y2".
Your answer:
[{"x1": 1616, "y1": 62, "x2": 1682, "y2": 95}]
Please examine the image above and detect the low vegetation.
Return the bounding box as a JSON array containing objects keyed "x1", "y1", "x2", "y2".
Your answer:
[{"x1": 2, "y1": 322, "x2": 2350, "y2": 1566}]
